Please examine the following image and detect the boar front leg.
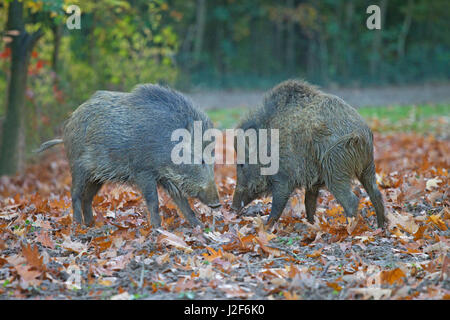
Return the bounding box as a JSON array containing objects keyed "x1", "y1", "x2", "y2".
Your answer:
[
  {"x1": 82, "y1": 181, "x2": 103, "y2": 227},
  {"x1": 305, "y1": 186, "x2": 320, "y2": 223},
  {"x1": 266, "y1": 181, "x2": 292, "y2": 227},
  {"x1": 136, "y1": 177, "x2": 161, "y2": 228},
  {"x1": 327, "y1": 180, "x2": 359, "y2": 220}
]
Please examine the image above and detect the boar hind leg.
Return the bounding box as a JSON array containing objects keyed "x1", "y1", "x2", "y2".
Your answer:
[
  {"x1": 70, "y1": 163, "x2": 88, "y2": 225},
  {"x1": 171, "y1": 195, "x2": 202, "y2": 227},
  {"x1": 359, "y1": 164, "x2": 385, "y2": 228},
  {"x1": 82, "y1": 181, "x2": 103, "y2": 227},
  {"x1": 305, "y1": 186, "x2": 320, "y2": 223},
  {"x1": 326, "y1": 179, "x2": 359, "y2": 219},
  {"x1": 136, "y1": 178, "x2": 161, "y2": 228},
  {"x1": 267, "y1": 181, "x2": 292, "y2": 227}
]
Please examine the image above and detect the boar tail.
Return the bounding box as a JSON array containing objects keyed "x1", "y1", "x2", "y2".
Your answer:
[{"x1": 33, "y1": 139, "x2": 64, "y2": 153}]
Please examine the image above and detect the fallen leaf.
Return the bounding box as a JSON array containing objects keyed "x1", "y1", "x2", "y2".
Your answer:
[
  {"x1": 61, "y1": 234, "x2": 89, "y2": 254},
  {"x1": 380, "y1": 268, "x2": 406, "y2": 285},
  {"x1": 426, "y1": 177, "x2": 442, "y2": 191},
  {"x1": 427, "y1": 214, "x2": 447, "y2": 231},
  {"x1": 219, "y1": 284, "x2": 253, "y2": 298},
  {"x1": 387, "y1": 211, "x2": 419, "y2": 234},
  {"x1": 110, "y1": 292, "x2": 132, "y2": 300},
  {"x1": 36, "y1": 230, "x2": 55, "y2": 249},
  {"x1": 156, "y1": 253, "x2": 170, "y2": 265},
  {"x1": 15, "y1": 264, "x2": 42, "y2": 288},
  {"x1": 351, "y1": 288, "x2": 392, "y2": 300},
  {"x1": 21, "y1": 243, "x2": 44, "y2": 270},
  {"x1": 202, "y1": 247, "x2": 223, "y2": 262},
  {"x1": 157, "y1": 229, "x2": 193, "y2": 253},
  {"x1": 326, "y1": 282, "x2": 342, "y2": 291},
  {"x1": 306, "y1": 248, "x2": 323, "y2": 258}
]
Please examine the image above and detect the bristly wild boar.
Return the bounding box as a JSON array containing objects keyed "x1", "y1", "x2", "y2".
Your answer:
[
  {"x1": 231, "y1": 79, "x2": 385, "y2": 228},
  {"x1": 35, "y1": 84, "x2": 221, "y2": 228}
]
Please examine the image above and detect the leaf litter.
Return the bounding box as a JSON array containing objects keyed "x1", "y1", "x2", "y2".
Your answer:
[{"x1": 0, "y1": 132, "x2": 448, "y2": 300}]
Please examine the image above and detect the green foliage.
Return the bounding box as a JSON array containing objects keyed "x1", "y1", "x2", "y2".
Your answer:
[
  {"x1": 0, "y1": 0, "x2": 448, "y2": 161},
  {"x1": 174, "y1": 0, "x2": 450, "y2": 88},
  {"x1": 0, "y1": 0, "x2": 178, "y2": 154}
]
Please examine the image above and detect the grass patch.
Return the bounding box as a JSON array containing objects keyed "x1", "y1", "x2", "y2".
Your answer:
[
  {"x1": 359, "y1": 104, "x2": 449, "y2": 134},
  {"x1": 207, "y1": 104, "x2": 449, "y2": 133},
  {"x1": 206, "y1": 107, "x2": 247, "y2": 129}
]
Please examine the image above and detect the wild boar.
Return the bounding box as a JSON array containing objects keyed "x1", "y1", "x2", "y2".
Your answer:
[
  {"x1": 231, "y1": 79, "x2": 385, "y2": 228},
  {"x1": 36, "y1": 84, "x2": 220, "y2": 228}
]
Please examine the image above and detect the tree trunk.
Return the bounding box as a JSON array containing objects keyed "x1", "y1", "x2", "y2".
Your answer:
[
  {"x1": 306, "y1": 36, "x2": 315, "y2": 80},
  {"x1": 397, "y1": 0, "x2": 414, "y2": 59},
  {"x1": 369, "y1": 0, "x2": 388, "y2": 78},
  {"x1": 274, "y1": 17, "x2": 283, "y2": 73},
  {"x1": 319, "y1": 33, "x2": 329, "y2": 84},
  {"x1": 344, "y1": 1, "x2": 354, "y2": 80},
  {"x1": 51, "y1": 23, "x2": 62, "y2": 74},
  {"x1": 193, "y1": 0, "x2": 206, "y2": 66},
  {"x1": 0, "y1": 0, "x2": 42, "y2": 175},
  {"x1": 285, "y1": 0, "x2": 295, "y2": 72}
]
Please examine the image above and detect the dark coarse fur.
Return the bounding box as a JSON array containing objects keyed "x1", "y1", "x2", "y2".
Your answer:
[
  {"x1": 232, "y1": 79, "x2": 385, "y2": 228},
  {"x1": 37, "y1": 84, "x2": 220, "y2": 227}
]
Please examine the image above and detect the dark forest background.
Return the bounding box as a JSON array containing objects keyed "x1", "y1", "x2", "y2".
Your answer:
[{"x1": 0, "y1": 0, "x2": 449, "y2": 174}]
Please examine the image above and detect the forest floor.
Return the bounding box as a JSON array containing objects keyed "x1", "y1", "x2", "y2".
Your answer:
[{"x1": 0, "y1": 107, "x2": 448, "y2": 300}]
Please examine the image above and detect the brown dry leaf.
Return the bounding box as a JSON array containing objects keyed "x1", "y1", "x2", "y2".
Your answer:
[
  {"x1": 98, "y1": 278, "x2": 114, "y2": 286},
  {"x1": 61, "y1": 234, "x2": 89, "y2": 254},
  {"x1": 380, "y1": 268, "x2": 406, "y2": 285},
  {"x1": 202, "y1": 247, "x2": 223, "y2": 262},
  {"x1": 172, "y1": 277, "x2": 199, "y2": 293},
  {"x1": 15, "y1": 264, "x2": 42, "y2": 288},
  {"x1": 427, "y1": 214, "x2": 448, "y2": 231},
  {"x1": 306, "y1": 248, "x2": 323, "y2": 258},
  {"x1": 222, "y1": 251, "x2": 238, "y2": 262},
  {"x1": 155, "y1": 253, "x2": 170, "y2": 265},
  {"x1": 157, "y1": 229, "x2": 193, "y2": 253},
  {"x1": 413, "y1": 225, "x2": 428, "y2": 240},
  {"x1": 36, "y1": 230, "x2": 55, "y2": 249},
  {"x1": 255, "y1": 230, "x2": 280, "y2": 256},
  {"x1": 387, "y1": 211, "x2": 419, "y2": 234},
  {"x1": 234, "y1": 234, "x2": 256, "y2": 252},
  {"x1": 326, "y1": 282, "x2": 342, "y2": 291},
  {"x1": 283, "y1": 291, "x2": 300, "y2": 300},
  {"x1": 21, "y1": 243, "x2": 44, "y2": 270},
  {"x1": 105, "y1": 252, "x2": 133, "y2": 271}
]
